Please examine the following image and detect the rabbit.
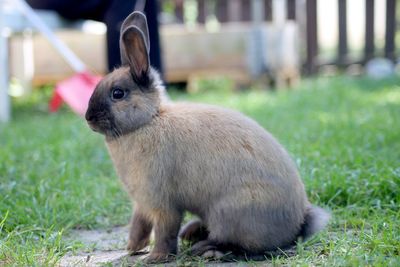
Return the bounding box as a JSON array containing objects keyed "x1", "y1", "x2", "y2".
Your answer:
[{"x1": 85, "y1": 11, "x2": 330, "y2": 264}]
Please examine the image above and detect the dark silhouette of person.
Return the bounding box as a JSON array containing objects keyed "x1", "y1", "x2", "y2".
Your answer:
[{"x1": 26, "y1": 0, "x2": 163, "y2": 74}]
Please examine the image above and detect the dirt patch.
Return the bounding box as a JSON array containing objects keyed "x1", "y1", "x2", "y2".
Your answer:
[
  {"x1": 59, "y1": 226, "x2": 136, "y2": 266},
  {"x1": 59, "y1": 226, "x2": 277, "y2": 266},
  {"x1": 59, "y1": 250, "x2": 129, "y2": 267},
  {"x1": 67, "y1": 226, "x2": 129, "y2": 251}
]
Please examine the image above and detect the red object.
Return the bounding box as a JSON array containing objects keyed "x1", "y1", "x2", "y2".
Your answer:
[{"x1": 49, "y1": 71, "x2": 102, "y2": 116}]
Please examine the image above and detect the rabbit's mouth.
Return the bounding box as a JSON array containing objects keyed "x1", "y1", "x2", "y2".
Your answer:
[
  {"x1": 86, "y1": 115, "x2": 123, "y2": 138},
  {"x1": 87, "y1": 118, "x2": 107, "y2": 133},
  {"x1": 86, "y1": 111, "x2": 109, "y2": 132},
  {"x1": 87, "y1": 120, "x2": 101, "y2": 132},
  {"x1": 86, "y1": 107, "x2": 112, "y2": 135}
]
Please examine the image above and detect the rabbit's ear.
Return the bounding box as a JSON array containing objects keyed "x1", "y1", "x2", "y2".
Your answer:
[
  {"x1": 121, "y1": 26, "x2": 149, "y2": 85},
  {"x1": 120, "y1": 11, "x2": 150, "y2": 54}
]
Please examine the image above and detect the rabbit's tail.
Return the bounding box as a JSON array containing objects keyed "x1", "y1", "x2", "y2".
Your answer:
[{"x1": 298, "y1": 205, "x2": 330, "y2": 240}]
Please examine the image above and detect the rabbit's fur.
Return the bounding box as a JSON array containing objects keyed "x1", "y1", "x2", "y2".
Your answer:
[{"x1": 85, "y1": 11, "x2": 330, "y2": 263}]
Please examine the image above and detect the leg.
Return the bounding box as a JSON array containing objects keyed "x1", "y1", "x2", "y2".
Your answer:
[
  {"x1": 127, "y1": 206, "x2": 152, "y2": 254},
  {"x1": 144, "y1": 210, "x2": 182, "y2": 263},
  {"x1": 179, "y1": 219, "x2": 209, "y2": 243}
]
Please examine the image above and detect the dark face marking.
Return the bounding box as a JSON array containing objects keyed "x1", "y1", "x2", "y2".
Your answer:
[
  {"x1": 85, "y1": 72, "x2": 125, "y2": 137},
  {"x1": 85, "y1": 85, "x2": 116, "y2": 136}
]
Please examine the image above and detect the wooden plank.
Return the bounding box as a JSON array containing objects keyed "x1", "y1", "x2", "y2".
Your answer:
[
  {"x1": 16, "y1": 22, "x2": 300, "y2": 85},
  {"x1": 305, "y1": 0, "x2": 318, "y2": 74},
  {"x1": 364, "y1": 0, "x2": 375, "y2": 62},
  {"x1": 161, "y1": 24, "x2": 250, "y2": 82},
  {"x1": 385, "y1": 0, "x2": 396, "y2": 61},
  {"x1": 337, "y1": 0, "x2": 348, "y2": 65},
  {"x1": 9, "y1": 31, "x2": 107, "y2": 83},
  {"x1": 287, "y1": 0, "x2": 296, "y2": 20}
]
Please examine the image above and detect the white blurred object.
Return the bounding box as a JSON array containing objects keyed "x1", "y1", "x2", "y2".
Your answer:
[
  {"x1": 248, "y1": 0, "x2": 265, "y2": 77},
  {"x1": 365, "y1": 58, "x2": 395, "y2": 79},
  {"x1": 0, "y1": 0, "x2": 11, "y2": 122},
  {"x1": 263, "y1": 0, "x2": 300, "y2": 88}
]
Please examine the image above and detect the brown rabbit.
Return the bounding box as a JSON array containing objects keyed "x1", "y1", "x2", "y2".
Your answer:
[{"x1": 85, "y1": 11, "x2": 330, "y2": 264}]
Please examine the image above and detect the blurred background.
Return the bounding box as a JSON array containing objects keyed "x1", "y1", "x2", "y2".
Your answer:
[
  {"x1": 1, "y1": 0, "x2": 398, "y2": 97},
  {"x1": 1, "y1": 1, "x2": 399, "y2": 265}
]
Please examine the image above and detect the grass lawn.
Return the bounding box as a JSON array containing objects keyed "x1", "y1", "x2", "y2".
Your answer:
[{"x1": 0, "y1": 76, "x2": 399, "y2": 266}]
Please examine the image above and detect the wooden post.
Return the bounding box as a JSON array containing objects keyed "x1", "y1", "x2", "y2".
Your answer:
[
  {"x1": 306, "y1": 0, "x2": 318, "y2": 74},
  {"x1": 228, "y1": 0, "x2": 242, "y2": 22},
  {"x1": 174, "y1": 0, "x2": 184, "y2": 23},
  {"x1": 385, "y1": 0, "x2": 396, "y2": 61},
  {"x1": 273, "y1": 0, "x2": 286, "y2": 25},
  {"x1": 197, "y1": 0, "x2": 206, "y2": 24},
  {"x1": 0, "y1": 2, "x2": 11, "y2": 122},
  {"x1": 364, "y1": 0, "x2": 374, "y2": 62},
  {"x1": 216, "y1": 0, "x2": 229, "y2": 23},
  {"x1": 265, "y1": 0, "x2": 273, "y2": 21},
  {"x1": 197, "y1": 0, "x2": 207, "y2": 24},
  {"x1": 287, "y1": 0, "x2": 296, "y2": 20},
  {"x1": 242, "y1": 0, "x2": 251, "y2": 21},
  {"x1": 249, "y1": 0, "x2": 265, "y2": 77},
  {"x1": 337, "y1": 0, "x2": 348, "y2": 65}
]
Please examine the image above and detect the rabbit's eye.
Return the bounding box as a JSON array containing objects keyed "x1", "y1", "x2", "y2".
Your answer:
[{"x1": 111, "y1": 88, "x2": 126, "y2": 100}]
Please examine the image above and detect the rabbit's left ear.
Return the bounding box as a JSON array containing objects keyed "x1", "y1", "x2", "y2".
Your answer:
[
  {"x1": 121, "y1": 26, "x2": 149, "y2": 85},
  {"x1": 120, "y1": 11, "x2": 150, "y2": 62}
]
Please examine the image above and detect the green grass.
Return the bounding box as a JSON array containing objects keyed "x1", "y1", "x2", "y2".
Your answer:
[{"x1": 1, "y1": 76, "x2": 399, "y2": 266}]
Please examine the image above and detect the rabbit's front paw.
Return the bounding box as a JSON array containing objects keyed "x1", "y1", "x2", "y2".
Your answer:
[{"x1": 127, "y1": 237, "x2": 149, "y2": 255}]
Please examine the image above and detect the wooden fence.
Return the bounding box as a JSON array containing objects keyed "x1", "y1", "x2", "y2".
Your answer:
[
  {"x1": 306, "y1": 0, "x2": 397, "y2": 74},
  {"x1": 159, "y1": 0, "x2": 398, "y2": 75}
]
